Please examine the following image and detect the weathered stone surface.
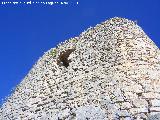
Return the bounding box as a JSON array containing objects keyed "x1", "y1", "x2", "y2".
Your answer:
[
  {"x1": 121, "y1": 102, "x2": 132, "y2": 109},
  {"x1": 150, "y1": 107, "x2": 160, "y2": 112},
  {"x1": 132, "y1": 99, "x2": 148, "y2": 108},
  {"x1": 142, "y1": 92, "x2": 156, "y2": 99},
  {"x1": 151, "y1": 99, "x2": 160, "y2": 107},
  {"x1": 117, "y1": 110, "x2": 130, "y2": 117},
  {"x1": 0, "y1": 17, "x2": 160, "y2": 119},
  {"x1": 148, "y1": 113, "x2": 160, "y2": 120}
]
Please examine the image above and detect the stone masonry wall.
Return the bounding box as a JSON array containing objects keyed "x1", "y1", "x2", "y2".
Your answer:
[{"x1": 0, "y1": 17, "x2": 160, "y2": 120}]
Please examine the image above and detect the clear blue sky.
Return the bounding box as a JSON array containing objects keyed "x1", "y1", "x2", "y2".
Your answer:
[{"x1": 0, "y1": 0, "x2": 160, "y2": 106}]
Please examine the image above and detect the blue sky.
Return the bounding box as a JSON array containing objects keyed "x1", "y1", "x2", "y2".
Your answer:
[{"x1": 0, "y1": 0, "x2": 160, "y2": 106}]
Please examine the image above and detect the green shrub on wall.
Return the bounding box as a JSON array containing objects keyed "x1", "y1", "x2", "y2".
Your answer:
[
  {"x1": 50, "y1": 48, "x2": 57, "y2": 57},
  {"x1": 69, "y1": 38, "x2": 78, "y2": 43}
]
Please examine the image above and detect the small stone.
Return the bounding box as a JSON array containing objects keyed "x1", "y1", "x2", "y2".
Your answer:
[
  {"x1": 124, "y1": 92, "x2": 138, "y2": 100},
  {"x1": 132, "y1": 99, "x2": 148, "y2": 108},
  {"x1": 142, "y1": 92, "x2": 155, "y2": 99},
  {"x1": 150, "y1": 107, "x2": 160, "y2": 112},
  {"x1": 125, "y1": 33, "x2": 133, "y2": 39},
  {"x1": 148, "y1": 113, "x2": 160, "y2": 120},
  {"x1": 120, "y1": 117, "x2": 132, "y2": 120},
  {"x1": 132, "y1": 84, "x2": 143, "y2": 93},
  {"x1": 154, "y1": 85, "x2": 160, "y2": 93},
  {"x1": 121, "y1": 102, "x2": 132, "y2": 109},
  {"x1": 155, "y1": 93, "x2": 160, "y2": 99},
  {"x1": 136, "y1": 113, "x2": 148, "y2": 120},
  {"x1": 129, "y1": 108, "x2": 138, "y2": 115},
  {"x1": 151, "y1": 99, "x2": 160, "y2": 107},
  {"x1": 138, "y1": 107, "x2": 148, "y2": 113},
  {"x1": 117, "y1": 110, "x2": 130, "y2": 117}
]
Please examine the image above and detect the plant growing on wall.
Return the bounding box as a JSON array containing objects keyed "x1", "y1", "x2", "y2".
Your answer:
[{"x1": 50, "y1": 48, "x2": 57, "y2": 57}]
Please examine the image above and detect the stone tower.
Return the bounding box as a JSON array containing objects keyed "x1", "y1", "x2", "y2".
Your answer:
[{"x1": 0, "y1": 17, "x2": 160, "y2": 120}]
